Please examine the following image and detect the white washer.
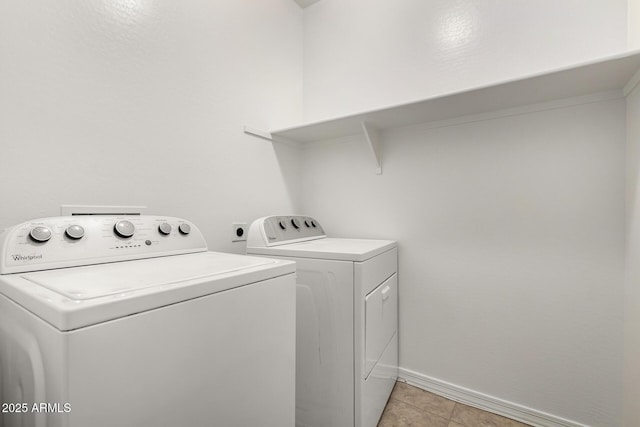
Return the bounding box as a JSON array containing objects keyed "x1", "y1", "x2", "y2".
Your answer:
[
  {"x1": 0, "y1": 215, "x2": 296, "y2": 427},
  {"x1": 247, "y1": 216, "x2": 398, "y2": 427}
]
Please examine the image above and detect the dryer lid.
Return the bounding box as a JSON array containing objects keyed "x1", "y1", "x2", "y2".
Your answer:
[{"x1": 247, "y1": 238, "x2": 397, "y2": 262}]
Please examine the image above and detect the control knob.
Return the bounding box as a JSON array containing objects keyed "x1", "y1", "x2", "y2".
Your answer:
[
  {"x1": 65, "y1": 225, "x2": 85, "y2": 240},
  {"x1": 178, "y1": 223, "x2": 191, "y2": 235},
  {"x1": 278, "y1": 220, "x2": 287, "y2": 230},
  {"x1": 158, "y1": 223, "x2": 172, "y2": 235},
  {"x1": 291, "y1": 218, "x2": 301, "y2": 229},
  {"x1": 114, "y1": 220, "x2": 135, "y2": 238},
  {"x1": 30, "y1": 226, "x2": 52, "y2": 243}
]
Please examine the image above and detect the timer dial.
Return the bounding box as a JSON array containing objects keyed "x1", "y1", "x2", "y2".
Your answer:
[
  {"x1": 114, "y1": 220, "x2": 135, "y2": 238},
  {"x1": 30, "y1": 226, "x2": 52, "y2": 243},
  {"x1": 158, "y1": 223, "x2": 172, "y2": 235},
  {"x1": 178, "y1": 224, "x2": 191, "y2": 235},
  {"x1": 291, "y1": 218, "x2": 301, "y2": 229},
  {"x1": 65, "y1": 225, "x2": 85, "y2": 240}
]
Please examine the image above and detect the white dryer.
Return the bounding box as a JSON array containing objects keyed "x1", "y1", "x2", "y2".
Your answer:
[
  {"x1": 246, "y1": 216, "x2": 398, "y2": 427},
  {"x1": 0, "y1": 215, "x2": 296, "y2": 427}
]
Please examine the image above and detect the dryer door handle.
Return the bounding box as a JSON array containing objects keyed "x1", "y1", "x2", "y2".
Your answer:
[{"x1": 381, "y1": 285, "x2": 391, "y2": 301}]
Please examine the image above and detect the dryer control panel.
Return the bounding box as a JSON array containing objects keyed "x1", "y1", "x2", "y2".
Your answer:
[
  {"x1": 0, "y1": 216, "x2": 207, "y2": 274},
  {"x1": 247, "y1": 216, "x2": 326, "y2": 247}
]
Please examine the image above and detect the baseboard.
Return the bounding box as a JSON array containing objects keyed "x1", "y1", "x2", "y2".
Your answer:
[{"x1": 398, "y1": 368, "x2": 590, "y2": 427}]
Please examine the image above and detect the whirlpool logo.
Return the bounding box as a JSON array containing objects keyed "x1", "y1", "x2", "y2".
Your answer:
[{"x1": 12, "y1": 254, "x2": 43, "y2": 262}]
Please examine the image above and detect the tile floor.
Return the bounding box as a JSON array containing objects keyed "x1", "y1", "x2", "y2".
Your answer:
[{"x1": 378, "y1": 382, "x2": 532, "y2": 427}]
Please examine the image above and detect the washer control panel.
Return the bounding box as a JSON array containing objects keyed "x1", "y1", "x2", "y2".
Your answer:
[
  {"x1": 0, "y1": 215, "x2": 207, "y2": 274},
  {"x1": 247, "y1": 216, "x2": 325, "y2": 247}
]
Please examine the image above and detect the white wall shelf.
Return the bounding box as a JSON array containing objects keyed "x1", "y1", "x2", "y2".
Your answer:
[{"x1": 267, "y1": 50, "x2": 640, "y2": 173}]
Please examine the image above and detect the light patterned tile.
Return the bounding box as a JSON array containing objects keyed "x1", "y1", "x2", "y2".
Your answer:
[
  {"x1": 450, "y1": 403, "x2": 531, "y2": 427},
  {"x1": 448, "y1": 422, "x2": 466, "y2": 427},
  {"x1": 378, "y1": 398, "x2": 449, "y2": 427},
  {"x1": 390, "y1": 382, "x2": 456, "y2": 419}
]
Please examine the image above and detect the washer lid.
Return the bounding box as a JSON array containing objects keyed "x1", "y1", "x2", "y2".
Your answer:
[
  {"x1": 247, "y1": 238, "x2": 397, "y2": 262},
  {"x1": 0, "y1": 252, "x2": 295, "y2": 331}
]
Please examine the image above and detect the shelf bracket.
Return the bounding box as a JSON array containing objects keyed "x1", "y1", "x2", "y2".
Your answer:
[
  {"x1": 361, "y1": 121, "x2": 382, "y2": 174},
  {"x1": 243, "y1": 125, "x2": 273, "y2": 141}
]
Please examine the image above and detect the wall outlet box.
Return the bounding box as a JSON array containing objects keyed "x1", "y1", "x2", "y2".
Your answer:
[{"x1": 232, "y1": 223, "x2": 247, "y2": 242}]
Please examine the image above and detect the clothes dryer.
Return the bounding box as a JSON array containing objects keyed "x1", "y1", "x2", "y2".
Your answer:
[
  {"x1": 247, "y1": 215, "x2": 398, "y2": 427},
  {"x1": 0, "y1": 215, "x2": 296, "y2": 427}
]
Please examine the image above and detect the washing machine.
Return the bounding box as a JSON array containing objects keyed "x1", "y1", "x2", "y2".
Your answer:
[
  {"x1": 246, "y1": 215, "x2": 398, "y2": 427},
  {"x1": 0, "y1": 215, "x2": 296, "y2": 427}
]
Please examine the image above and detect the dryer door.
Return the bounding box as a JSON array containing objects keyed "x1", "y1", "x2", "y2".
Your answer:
[{"x1": 364, "y1": 274, "x2": 398, "y2": 378}]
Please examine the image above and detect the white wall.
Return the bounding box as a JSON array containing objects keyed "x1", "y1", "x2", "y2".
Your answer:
[
  {"x1": 302, "y1": 0, "x2": 628, "y2": 121},
  {"x1": 298, "y1": 99, "x2": 626, "y2": 426},
  {"x1": 0, "y1": 0, "x2": 304, "y2": 253},
  {"x1": 299, "y1": 2, "x2": 630, "y2": 425},
  {"x1": 624, "y1": 81, "x2": 640, "y2": 427},
  {"x1": 631, "y1": 0, "x2": 640, "y2": 49}
]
